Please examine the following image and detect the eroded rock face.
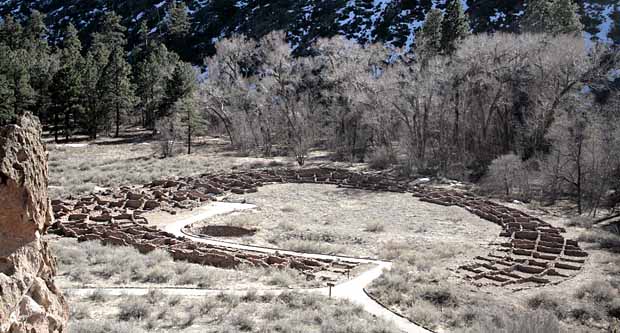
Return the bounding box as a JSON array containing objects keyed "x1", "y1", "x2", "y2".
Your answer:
[{"x1": 0, "y1": 114, "x2": 68, "y2": 333}]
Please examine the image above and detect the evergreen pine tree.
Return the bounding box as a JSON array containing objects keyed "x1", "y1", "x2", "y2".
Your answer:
[
  {"x1": 0, "y1": 72, "x2": 11, "y2": 124},
  {"x1": 131, "y1": 21, "x2": 152, "y2": 64},
  {"x1": 91, "y1": 12, "x2": 127, "y2": 65},
  {"x1": 61, "y1": 23, "x2": 82, "y2": 66},
  {"x1": 99, "y1": 48, "x2": 136, "y2": 138},
  {"x1": 440, "y1": 0, "x2": 470, "y2": 55},
  {"x1": 522, "y1": 0, "x2": 582, "y2": 34},
  {"x1": 3, "y1": 49, "x2": 35, "y2": 118},
  {"x1": 50, "y1": 66, "x2": 83, "y2": 142},
  {"x1": 160, "y1": 61, "x2": 198, "y2": 154},
  {"x1": 417, "y1": 8, "x2": 444, "y2": 60},
  {"x1": 166, "y1": 1, "x2": 191, "y2": 57},
  {"x1": 136, "y1": 42, "x2": 179, "y2": 129},
  {"x1": 167, "y1": 1, "x2": 191, "y2": 39},
  {"x1": 23, "y1": 10, "x2": 48, "y2": 52},
  {"x1": 0, "y1": 46, "x2": 13, "y2": 123},
  {"x1": 88, "y1": 11, "x2": 129, "y2": 137},
  {"x1": 0, "y1": 15, "x2": 23, "y2": 49},
  {"x1": 80, "y1": 53, "x2": 103, "y2": 139},
  {"x1": 23, "y1": 10, "x2": 55, "y2": 120},
  {"x1": 522, "y1": 0, "x2": 553, "y2": 33},
  {"x1": 549, "y1": 0, "x2": 583, "y2": 34},
  {"x1": 49, "y1": 23, "x2": 84, "y2": 142}
]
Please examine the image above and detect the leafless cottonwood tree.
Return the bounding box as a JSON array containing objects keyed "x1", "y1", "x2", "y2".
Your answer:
[{"x1": 200, "y1": 31, "x2": 619, "y2": 213}]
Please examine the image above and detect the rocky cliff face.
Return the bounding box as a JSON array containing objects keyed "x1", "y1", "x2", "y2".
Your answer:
[{"x1": 0, "y1": 114, "x2": 68, "y2": 333}]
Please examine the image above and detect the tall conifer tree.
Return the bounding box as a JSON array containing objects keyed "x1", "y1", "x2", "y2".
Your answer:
[
  {"x1": 440, "y1": 0, "x2": 470, "y2": 55},
  {"x1": 417, "y1": 9, "x2": 444, "y2": 60}
]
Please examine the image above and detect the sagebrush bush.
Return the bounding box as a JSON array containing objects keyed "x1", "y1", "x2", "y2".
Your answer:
[
  {"x1": 364, "y1": 222, "x2": 385, "y2": 232},
  {"x1": 229, "y1": 312, "x2": 254, "y2": 331},
  {"x1": 69, "y1": 320, "x2": 146, "y2": 333},
  {"x1": 470, "y1": 310, "x2": 561, "y2": 333},
  {"x1": 118, "y1": 298, "x2": 151, "y2": 321}
]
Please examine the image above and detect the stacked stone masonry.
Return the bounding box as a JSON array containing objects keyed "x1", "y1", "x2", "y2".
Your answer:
[{"x1": 49, "y1": 167, "x2": 587, "y2": 287}]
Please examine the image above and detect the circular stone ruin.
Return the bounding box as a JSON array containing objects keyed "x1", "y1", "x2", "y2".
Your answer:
[{"x1": 199, "y1": 225, "x2": 257, "y2": 237}]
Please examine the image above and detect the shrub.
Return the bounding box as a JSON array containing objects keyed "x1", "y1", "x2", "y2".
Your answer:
[
  {"x1": 87, "y1": 289, "x2": 107, "y2": 303},
  {"x1": 609, "y1": 298, "x2": 620, "y2": 319},
  {"x1": 407, "y1": 301, "x2": 441, "y2": 329},
  {"x1": 481, "y1": 154, "x2": 530, "y2": 199},
  {"x1": 155, "y1": 116, "x2": 181, "y2": 158},
  {"x1": 176, "y1": 265, "x2": 215, "y2": 286},
  {"x1": 570, "y1": 303, "x2": 604, "y2": 322},
  {"x1": 145, "y1": 289, "x2": 165, "y2": 305},
  {"x1": 70, "y1": 305, "x2": 91, "y2": 320},
  {"x1": 566, "y1": 216, "x2": 595, "y2": 228},
  {"x1": 574, "y1": 280, "x2": 617, "y2": 304},
  {"x1": 578, "y1": 231, "x2": 620, "y2": 252},
  {"x1": 229, "y1": 312, "x2": 254, "y2": 331},
  {"x1": 368, "y1": 146, "x2": 395, "y2": 170},
  {"x1": 470, "y1": 310, "x2": 561, "y2": 333},
  {"x1": 142, "y1": 265, "x2": 174, "y2": 283},
  {"x1": 118, "y1": 298, "x2": 151, "y2": 321},
  {"x1": 415, "y1": 284, "x2": 458, "y2": 307},
  {"x1": 526, "y1": 292, "x2": 567, "y2": 319},
  {"x1": 198, "y1": 297, "x2": 219, "y2": 316},
  {"x1": 69, "y1": 320, "x2": 146, "y2": 333},
  {"x1": 241, "y1": 289, "x2": 259, "y2": 302},
  {"x1": 364, "y1": 222, "x2": 385, "y2": 233},
  {"x1": 279, "y1": 239, "x2": 342, "y2": 255}
]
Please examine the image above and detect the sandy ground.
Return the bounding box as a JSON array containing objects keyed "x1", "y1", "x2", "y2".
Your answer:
[{"x1": 188, "y1": 183, "x2": 502, "y2": 259}]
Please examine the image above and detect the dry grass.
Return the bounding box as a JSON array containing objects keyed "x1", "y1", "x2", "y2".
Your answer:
[
  {"x1": 191, "y1": 183, "x2": 499, "y2": 257},
  {"x1": 68, "y1": 290, "x2": 399, "y2": 332},
  {"x1": 46, "y1": 136, "x2": 294, "y2": 199},
  {"x1": 369, "y1": 241, "x2": 620, "y2": 332},
  {"x1": 49, "y1": 237, "x2": 322, "y2": 289},
  {"x1": 577, "y1": 230, "x2": 620, "y2": 253},
  {"x1": 468, "y1": 310, "x2": 562, "y2": 333}
]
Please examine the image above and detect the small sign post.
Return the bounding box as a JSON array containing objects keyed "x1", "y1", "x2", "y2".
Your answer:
[{"x1": 327, "y1": 282, "x2": 335, "y2": 298}]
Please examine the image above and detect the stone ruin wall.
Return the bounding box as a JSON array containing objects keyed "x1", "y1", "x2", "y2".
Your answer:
[{"x1": 50, "y1": 167, "x2": 589, "y2": 288}]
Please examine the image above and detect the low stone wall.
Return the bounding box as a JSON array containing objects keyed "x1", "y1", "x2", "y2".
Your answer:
[
  {"x1": 414, "y1": 189, "x2": 587, "y2": 286},
  {"x1": 50, "y1": 218, "x2": 356, "y2": 282},
  {"x1": 49, "y1": 167, "x2": 588, "y2": 288}
]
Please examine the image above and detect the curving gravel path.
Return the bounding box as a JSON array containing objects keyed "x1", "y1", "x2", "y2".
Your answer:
[{"x1": 67, "y1": 202, "x2": 431, "y2": 333}]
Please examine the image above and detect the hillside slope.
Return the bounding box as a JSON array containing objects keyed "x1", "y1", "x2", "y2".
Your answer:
[{"x1": 0, "y1": 0, "x2": 617, "y2": 62}]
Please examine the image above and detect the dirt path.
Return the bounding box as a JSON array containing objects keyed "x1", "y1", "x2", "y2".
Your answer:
[{"x1": 69, "y1": 202, "x2": 431, "y2": 333}]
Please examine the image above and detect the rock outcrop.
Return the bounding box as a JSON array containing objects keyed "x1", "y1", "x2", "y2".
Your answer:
[{"x1": 0, "y1": 114, "x2": 68, "y2": 333}]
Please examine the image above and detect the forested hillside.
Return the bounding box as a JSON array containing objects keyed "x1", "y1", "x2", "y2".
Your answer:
[
  {"x1": 0, "y1": 0, "x2": 619, "y2": 214},
  {"x1": 0, "y1": 0, "x2": 617, "y2": 62}
]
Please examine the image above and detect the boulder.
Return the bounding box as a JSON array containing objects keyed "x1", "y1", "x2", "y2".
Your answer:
[{"x1": 0, "y1": 113, "x2": 69, "y2": 333}]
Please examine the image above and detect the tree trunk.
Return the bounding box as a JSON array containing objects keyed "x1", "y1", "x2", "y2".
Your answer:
[
  {"x1": 453, "y1": 88, "x2": 460, "y2": 148},
  {"x1": 54, "y1": 112, "x2": 59, "y2": 143},
  {"x1": 115, "y1": 104, "x2": 120, "y2": 138},
  {"x1": 187, "y1": 121, "x2": 191, "y2": 155},
  {"x1": 64, "y1": 109, "x2": 70, "y2": 142},
  {"x1": 577, "y1": 142, "x2": 582, "y2": 215}
]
